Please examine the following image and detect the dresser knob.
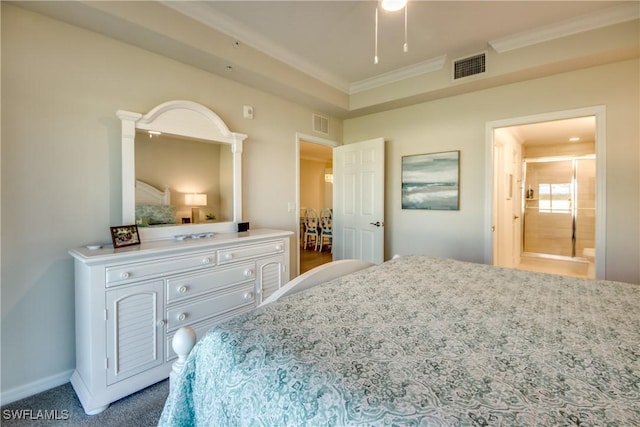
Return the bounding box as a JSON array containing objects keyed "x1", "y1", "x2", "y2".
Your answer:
[
  {"x1": 244, "y1": 269, "x2": 254, "y2": 278},
  {"x1": 178, "y1": 285, "x2": 187, "y2": 294},
  {"x1": 225, "y1": 253, "x2": 234, "y2": 260},
  {"x1": 120, "y1": 272, "x2": 130, "y2": 279},
  {"x1": 178, "y1": 313, "x2": 187, "y2": 321},
  {"x1": 202, "y1": 257, "x2": 211, "y2": 264},
  {"x1": 275, "y1": 245, "x2": 283, "y2": 251},
  {"x1": 243, "y1": 292, "x2": 254, "y2": 301},
  {"x1": 158, "y1": 319, "x2": 166, "y2": 327}
]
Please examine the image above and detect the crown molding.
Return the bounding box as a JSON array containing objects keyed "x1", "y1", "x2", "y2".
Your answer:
[
  {"x1": 489, "y1": 3, "x2": 639, "y2": 53},
  {"x1": 349, "y1": 55, "x2": 447, "y2": 94}
]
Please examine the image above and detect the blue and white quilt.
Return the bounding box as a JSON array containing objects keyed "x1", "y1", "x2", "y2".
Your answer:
[{"x1": 159, "y1": 255, "x2": 639, "y2": 426}]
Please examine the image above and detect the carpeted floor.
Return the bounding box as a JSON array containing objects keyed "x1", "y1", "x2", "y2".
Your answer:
[{"x1": 1, "y1": 380, "x2": 168, "y2": 426}]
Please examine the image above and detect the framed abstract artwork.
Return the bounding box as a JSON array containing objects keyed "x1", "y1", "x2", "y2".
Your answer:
[{"x1": 402, "y1": 150, "x2": 460, "y2": 210}]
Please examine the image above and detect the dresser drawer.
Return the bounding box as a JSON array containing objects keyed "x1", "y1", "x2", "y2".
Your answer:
[
  {"x1": 106, "y1": 251, "x2": 216, "y2": 287},
  {"x1": 217, "y1": 240, "x2": 285, "y2": 265},
  {"x1": 165, "y1": 304, "x2": 254, "y2": 361},
  {"x1": 166, "y1": 263, "x2": 255, "y2": 304},
  {"x1": 166, "y1": 284, "x2": 255, "y2": 330}
]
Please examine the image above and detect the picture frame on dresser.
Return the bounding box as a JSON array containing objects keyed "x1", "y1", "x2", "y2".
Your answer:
[{"x1": 110, "y1": 225, "x2": 141, "y2": 248}]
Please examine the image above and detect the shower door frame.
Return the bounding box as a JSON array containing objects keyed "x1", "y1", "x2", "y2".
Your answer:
[
  {"x1": 522, "y1": 155, "x2": 596, "y2": 259},
  {"x1": 485, "y1": 105, "x2": 606, "y2": 279}
]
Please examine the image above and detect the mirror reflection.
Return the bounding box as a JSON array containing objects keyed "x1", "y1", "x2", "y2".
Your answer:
[
  {"x1": 119, "y1": 100, "x2": 246, "y2": 240},
  {"x1": 134, "y1": 130, "x2": 234, "y2": 227}
]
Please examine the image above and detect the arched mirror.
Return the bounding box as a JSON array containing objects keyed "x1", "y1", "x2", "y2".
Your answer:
[{"x1": 117, "y1": 100, "x2": 247, "y2": 241}]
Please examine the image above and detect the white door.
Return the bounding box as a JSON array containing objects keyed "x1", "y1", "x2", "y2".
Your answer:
[
  {"x1": 333, "y1": 138, "x2": 385, "y2": 264},
  {"x1": 493, "y1": 132, "x2": 522, "y2": 268}
]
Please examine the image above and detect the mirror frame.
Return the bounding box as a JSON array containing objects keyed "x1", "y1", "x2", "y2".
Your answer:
[{"x1": 117, "y1": 100, "x2": 247, "y2": 241}]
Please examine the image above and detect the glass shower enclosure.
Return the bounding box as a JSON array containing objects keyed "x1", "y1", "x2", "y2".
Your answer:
[{"x1": 522, "y1": 156, "x2": 595, "y2": 258}]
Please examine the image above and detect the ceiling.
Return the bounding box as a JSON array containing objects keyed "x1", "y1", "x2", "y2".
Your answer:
[
  {"x1": 13, "y1": 1, "x2": 639, "y2": 119},
  {"x1": 300, "y1": 140, "x2": 333, "y2": 162},
  {"x1": 508, "y1": 116, "x2": 596, "y2": 147},
  {"x1": 299, "y1": 116, "x2": 597, "y2": 159},
  {"x1": 171, "y1": 1, "x2": 625, "y2": 147},
  {"x1": 166, "y1": 0, "x2": 633, "y2": 91}
]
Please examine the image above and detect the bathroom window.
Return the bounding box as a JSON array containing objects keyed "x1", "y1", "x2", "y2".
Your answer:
[{"x1": 538, "y1": 183, "x2": 571, "y2": 213}]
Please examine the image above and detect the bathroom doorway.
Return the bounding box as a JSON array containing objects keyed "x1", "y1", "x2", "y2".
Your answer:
[{"x1": 488, "y1": 107, "x2": 605, "y2": 279}]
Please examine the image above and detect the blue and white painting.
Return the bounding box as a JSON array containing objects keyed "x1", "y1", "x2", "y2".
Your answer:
[{"x1": 402, "y1": 151, "x2": 459, "y2": 210}]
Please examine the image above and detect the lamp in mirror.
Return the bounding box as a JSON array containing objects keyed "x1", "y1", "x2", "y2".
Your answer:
[
  {"x1": 381, "y1": 0, "x2": 407, "y2": 11},
  {"x1": 185, "y1": 193, "x2": 208, "y2": 224}
]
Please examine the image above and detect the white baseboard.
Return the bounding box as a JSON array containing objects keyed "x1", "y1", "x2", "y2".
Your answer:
[{"x1": 0, "y1": 369, "x2": 73, "y2": 406}]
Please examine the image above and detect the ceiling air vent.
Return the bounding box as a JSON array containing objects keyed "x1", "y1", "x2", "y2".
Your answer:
[
  {"x1": 453, "y1": 52, "x2": 486, "y2": 80},
  {"x1": 313, "y1": 113, "x2": 329, "y2": 135}
]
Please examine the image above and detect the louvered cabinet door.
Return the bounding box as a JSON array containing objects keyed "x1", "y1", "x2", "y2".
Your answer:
[
  {"x1": 105, "y1": 280, "x2": 163, "y2": 385},
  {"x1": 256, "y1": 255, "x2": 287, "y2": 304}
]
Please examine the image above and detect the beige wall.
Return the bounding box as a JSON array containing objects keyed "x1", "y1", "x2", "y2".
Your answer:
[
  {"x1": 1, "y1": 4, "x2": 342, "y2": 397},
  {"x1": 300, "y1": 158, "x2": 332, "y2": 215},
  {"x1": 344, "y1": 59, "x2": 640, "y2": 285}
]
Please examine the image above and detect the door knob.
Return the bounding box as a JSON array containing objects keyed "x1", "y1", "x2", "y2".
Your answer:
[
  {"x1": 513, "y1": 215, "x2": 520, "y2": 220},
  {"x1": 369, "y1": 221, "x2": 383, "y2": 227}
]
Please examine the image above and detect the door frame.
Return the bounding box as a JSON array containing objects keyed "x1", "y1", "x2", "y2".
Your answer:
[
  {"x1": 484, "y1": 105, "x2": 606, "y2": 278},
  {"x1": 295, "y1": 132, "x2": 339, "y2": 276}
]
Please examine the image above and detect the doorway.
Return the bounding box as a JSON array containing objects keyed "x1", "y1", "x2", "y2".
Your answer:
[
  {"x1": 296, "y1": 133, "x2": 337, "y2": 275},
  {"x1": 487, "y1": 107, "x2": 606, "y2": 279}
]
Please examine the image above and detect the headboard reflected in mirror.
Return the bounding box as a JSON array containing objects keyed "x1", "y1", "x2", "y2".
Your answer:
[
  {"x1": 134, "y1": 180, "x2": 177, "y2": 228},
  {"x1": 117, "y1": 100, "x2": 247, "y2": 241},
  {"x1": 136, "y1": 180, "x2": 171, "y2": 206}
]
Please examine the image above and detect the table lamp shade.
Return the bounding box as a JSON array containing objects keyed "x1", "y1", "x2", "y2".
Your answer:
[
  {"x1": 185, "y1": 193, "x2": 207, "y2": 224},
  {"x1": 185, "y1": 193, "x2": 207, "y2": 206}
]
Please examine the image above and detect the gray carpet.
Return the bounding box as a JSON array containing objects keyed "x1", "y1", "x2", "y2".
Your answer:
[{"x1": 1, "y1": 380, "x2": 168, "y2": 426}]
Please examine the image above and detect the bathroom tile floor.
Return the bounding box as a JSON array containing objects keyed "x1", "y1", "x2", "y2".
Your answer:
[{"x1": 516, "y1": 255, "x2": 593, "y2": 279}]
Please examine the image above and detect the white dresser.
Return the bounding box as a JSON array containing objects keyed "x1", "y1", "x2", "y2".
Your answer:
[{"x1": 68, "y1": 229, "x2": 292, "y2": 415}]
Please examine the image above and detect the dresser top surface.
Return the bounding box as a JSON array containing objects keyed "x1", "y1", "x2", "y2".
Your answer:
[{"x1": 69, "y1": 229, "x2": 293, "y2": 265}]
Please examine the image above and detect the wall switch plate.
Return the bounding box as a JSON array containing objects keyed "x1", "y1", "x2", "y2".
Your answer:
[{"x1": 243, "y1": 105, "x2": 254, "y2": 119}]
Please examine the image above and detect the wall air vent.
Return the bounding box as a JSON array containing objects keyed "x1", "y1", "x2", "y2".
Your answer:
[
  {"x1": 313, "y1": 113, "x2": 329, "y2": 135},
  {"x1": 453, "y1": 52, "x2": 486, "y2": 80}
]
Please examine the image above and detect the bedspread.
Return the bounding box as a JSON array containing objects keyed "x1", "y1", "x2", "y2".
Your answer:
[{"x1": 159, "y1": 255, "x2": 640, "y2": 426}]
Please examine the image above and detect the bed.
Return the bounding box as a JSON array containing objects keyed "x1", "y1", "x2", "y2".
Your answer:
[
  {"x1": 134, "y1": 180, "x2": 177, "y2": 226},
  {"x1": 159, "y1": 255, "x2": 639, "y2": 426}
]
